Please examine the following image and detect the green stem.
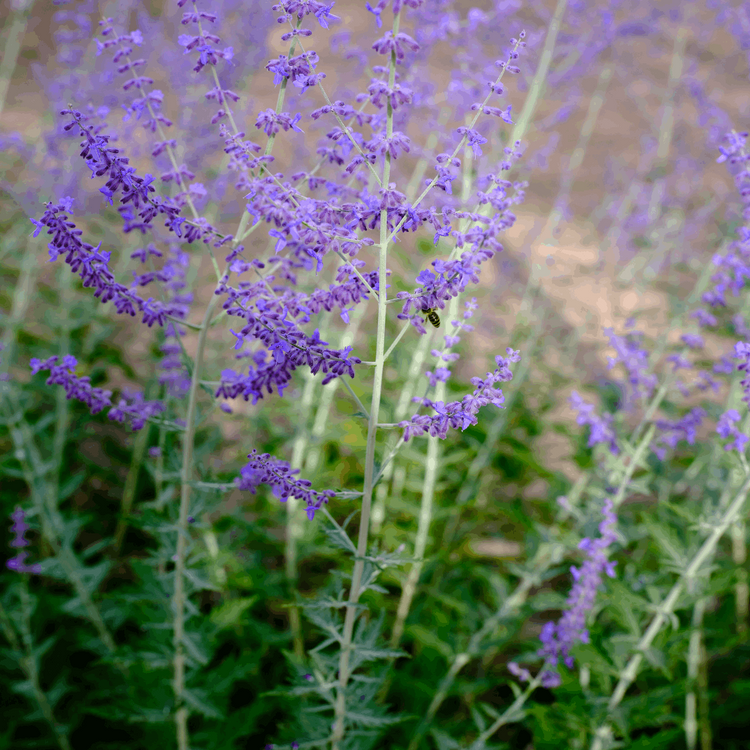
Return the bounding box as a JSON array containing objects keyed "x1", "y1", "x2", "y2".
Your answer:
[
  {"x1": 682, "y1": 372, "x2": 750, "y2": 749},
  {"x1": 380, "y1": 294, "x2": 458, "y2": 702},
  {"x1": 385, "y1": 114, "x2": 476, "y2": 678},
  {"x1": 371, "y1": 326, "x2": 433, "y2": 535},
  {"x1": 467, "y1": 674, "x2": 542, "y2": 750},
  {"x1": 440, "y1": 289, "x2": 551, "y2": 549},
  {"x1": 0, "y1": 596, "x2": 71, "y2": 750},
  {"x1": 173, "y1": 290, "x2": 222, "y2": 749},
  {"x1": 287, "y1": 308, "x2": 367, "y2": 658},
  {"x1": 406, "y1": 540, "x2": 565, "y2": 750},
  {"x1": 618, "y1": 24, "x2": 688, "y2": 285},
  {"x1": 510, "y1": 0, "x2": 568, "y2": 145},
  {"x1": 168, "y1": 16, "x2": 312, "y2": 747},
  {"x1": 286, "y1": 314, "x2": 339, "y2": 660},
  {"x1": 304, "y1": 307, "x2": 367, "y2": 477},
  {"x1": 732, "y1": 514, "x2": 748, "y2": 638},
  {"x1": 685, "y1": 591, "x2": 707, "y2": 750},
  {"x1": 330, "y1": 10, "x2": 401, "y2": 747},
  {"x1": 413, "y1": 420, "x2": 656, "y2": 750},
  {"x1": 287, "y1": 362, "x2": 321, "y2": 661}
]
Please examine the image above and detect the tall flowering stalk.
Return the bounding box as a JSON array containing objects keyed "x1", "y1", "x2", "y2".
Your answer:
[{"x1": 536, "y1": 495, "x2": 618, "y2": 688}]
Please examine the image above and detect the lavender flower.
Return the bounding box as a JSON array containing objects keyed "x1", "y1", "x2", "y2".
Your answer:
[
  {"x1": 715, "y1": 341, "x2": 750, "y2": 453},
  {"x1": 602, "y1": 325, "x2": 658, "y2": 411},
  {"x1": 235, "y1": 450, "x2": 335, "y2": 521},
  {"x1": 693, "y1": 132, "x2": 750, "y2": 323},
  {"x1": 29, "y1": 355, "x2": 164, "y2": 431},
  {"x1": 399, "y1": 348, "x2": 520, "y2": 442},
  {"x1": 734, "y1": 340, "x2": 750, "y2": 405},
  {"x1": 568, "y1": 391, "x2": 619, "y2": 455},
  {"x1": 716, "y1": 409, "x2": 750, "y2": 454},
  {"x1": 537, "y1": 497, "x2": 618, "y2": 686},
  {"x1": 651, "y1": 407, "x2": 707, "y2": 461},
  {"x1": 6, "y1": 507, "x2": 43, "y2": 574}
]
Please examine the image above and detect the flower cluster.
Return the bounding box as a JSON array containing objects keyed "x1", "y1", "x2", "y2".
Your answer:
[
  {"x1": 399, "y1": 348, "x2": 520, "y2": 442},
  {"x1": 716, "y1": 341, "x2": 750, "y2": 453},
  {"x1": 568, "y1": 391, "x2": 619, "y2": 456},
  {"x1": 31, "y1": 200, "x2": 152, "y2": 320},
  {"x1": 692, "y1": 132, "x2": 750, "y2": 323},
  {"x1": 602, "y1": 325, "x2": 658, "y2": 412},
  {"x1": 23, "y1": 0, "x2": 536, "y2": 543},
  {"x1": 536, "y1": 497, "x2": 619, "y2": 688},
  {"x1": 650, "y1": 407, "x2": 707, "y2": 461},
  {"x1": 29, "y1": 355, "x2": 164, "y2": 431},
  {"x1": 235, "y1": 450, "x2": 335, "y2": 521}
]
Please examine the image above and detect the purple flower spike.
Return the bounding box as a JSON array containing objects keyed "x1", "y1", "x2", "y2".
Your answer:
[
  {"x1": 235, "y1": 450, "x2": 335, "y2": 521},
  {"x1": 29, "y1": 356, "x2": 164, "y2": 431},
  {"x1": 717, "y1": 409, "x2": 750, "y2": 454},
  {"x1": 6, "y1": 507, "x2": 43, "y2": 574},
  {"x1": 537, "y1": 498, "x2": 618, "y2": 684},
  {"x1": 568, "y1": 391, "x2": 619, "y2": 456}
]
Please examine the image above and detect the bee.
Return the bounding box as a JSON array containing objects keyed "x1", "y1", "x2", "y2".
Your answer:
[{"x1": 421, "y1": 306, "x2": 441, "y2": 328}]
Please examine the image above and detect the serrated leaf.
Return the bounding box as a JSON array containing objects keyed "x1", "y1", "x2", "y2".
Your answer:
[
  {"x1": 407, "y1": 624, "x2": 454, "y2": 659},
  {"x1": 60, "y1": 560, "x2": 112, "y2": 613},
  {"x1": 182, "y1": 687, "x2": 224, "y2": 719},
  {"x1": 57, "y1": 470, "x2": 86, "y2": 501},
  {"x1": 641, "y1": 646, "x2": 672, "y2": 679},
  {"x1": 607, "y1": 633, "x2": 642, "y2": 670},
  {"x1": 361, "y1": 582, "x2": 389, "y2": 594},
  {"x1": 344, "y1": 709, "x2": 407, "y2": 728},
  {"x1": 351, "y1": 646, "x2": 408, "y2": 663},
  {"x1": 661, "y1": 498, "x2": 700, "y2": 525},
  {"x1": 478, "y1": 702, "x2": 501, "y2": 720},
  {"x1": 642, "y1": 517, "x2": 688, "y2": 567},
  {"x1": 604, "y1": 579, "x2": 649, "y2": 635},
  {"x1": 529, "y1": 590, "x2": 569, "y2": 612},
  {"x1": 286, "y1": 683, "x2": 337, "y2": 700},
  {"x1": 429, "y1": 727, "x2": 463, "y2": 750},
  {"x1": 44, "y1": 674, "x2": 71, "y2": 708},
  {"x1": 10, "y1": 678, "x2": 36, "y2": 700},
  {"x1": 470, "y1": 703, "x2": 488, "y2": 732},
  {"x1": 309, "y1": 636, "x2": 339, "y2": 654},
  {"x1": 80, "y1": 537, "x2": 114, "y2": 560},
  {"x1": 305, "y1": 609, "x2": 344, "y2": 644},
  {"x1": 571, "y1": 642, "x2": 620, "y2": 678},
  {"x1": 127, "y1": 705, "x2": 173, "y2": 723},
  {"x1": 183, "y1": 566, "x2": 221, "y2": 592},
  {"x1": 323, "y1": 527, "x2": 357, "y2": 553},
  {"x1": 118, "y1": 651, "x2": 171, "y2": 670},
  {"x1": 209, "y1": 596, "x2": 258, "y2": 629},
  {"x1": 701, "y1": 566, "x2": 737, "y2": 598},
  {"x1": 181, "y1": 631, "x2": 210, "y2": 665},
  {"x1": 30, "y1": 634, "x2": 58, "y2": 662},
  {"x1": 56, "y1": 515, "x2": 89, "y2": 549}
]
